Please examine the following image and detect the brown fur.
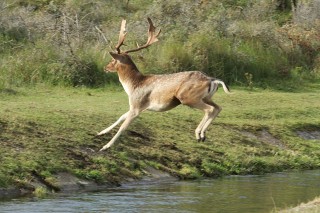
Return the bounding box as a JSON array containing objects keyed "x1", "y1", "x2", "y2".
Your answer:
[{"x1": 97, "y1": 19, "x2": 230, "y2": 151}]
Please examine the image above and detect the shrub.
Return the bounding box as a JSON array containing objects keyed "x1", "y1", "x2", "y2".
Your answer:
[
  {"x1": 158, "y1": 39, "x2": 194, "y2": 73},
  {"x1": 0, "y1": 173, "x2": 11, "y2": 187},
  {"x1": 33, "y1": 186, "x2": 49, "y2": 198},
  {"x1": 179, "y1": 164, "x2": 201, "y2": 179},
  {"x1": 86, "y1": 170, "x2": 104, "y2": 181},
  {"x1": 1, "y1": 0, "x2": 320, "y2": 88},
  {"x1": 201, "y1": 159, "x2": 227, "y2": 176}
]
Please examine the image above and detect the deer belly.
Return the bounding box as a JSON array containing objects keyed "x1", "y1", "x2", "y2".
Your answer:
[
  {"x1": 147, "y1": 98, "x2": 181, "y2": 112},
  {"x1": 147, "y1": 99, "x2": 180, "y2": 112},
  {"x1": 147, "y1": 90, "x2": 181, "y2": 112}
]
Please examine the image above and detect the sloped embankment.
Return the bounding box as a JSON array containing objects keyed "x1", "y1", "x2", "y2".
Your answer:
[{"x1": 0, "y1": 87, "x2": 320, "y2": 198}]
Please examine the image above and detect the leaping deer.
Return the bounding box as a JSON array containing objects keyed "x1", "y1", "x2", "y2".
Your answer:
[{"x1": 98, "y1": 18, "x2": 231, "y2": 151}]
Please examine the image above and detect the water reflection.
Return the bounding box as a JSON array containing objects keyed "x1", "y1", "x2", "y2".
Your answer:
[{"x1": 0, "y1": 170, "x2": 319, "y2": 213}]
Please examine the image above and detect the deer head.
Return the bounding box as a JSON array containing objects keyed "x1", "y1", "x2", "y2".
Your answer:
[{"x1": 104, "y1": 18, "x2": 161, "y2": 73}]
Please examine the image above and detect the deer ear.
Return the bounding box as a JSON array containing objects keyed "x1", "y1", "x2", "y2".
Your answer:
[
  {"x1": 109, "y1": 52, "x2": 120, "y2": 59},
  {"x1": 109, "y1": 52, "x2": 127, "y2": 63}
]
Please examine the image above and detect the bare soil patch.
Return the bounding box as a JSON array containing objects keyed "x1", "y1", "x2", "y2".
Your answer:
[
  {"x1": 241, "y1": 128, "x2": 287, "y2": 149},
  {"x1": 296, "y1": 130, "x2": 320, "y2": 140}
]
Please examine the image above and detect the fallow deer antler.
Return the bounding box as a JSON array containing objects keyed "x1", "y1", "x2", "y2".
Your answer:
[
  {"x1": 125, "y1": 17, "x2": 161, "y2": 54},
  {"x1": 115, "y1": 19, "x2": 127, "y2": 54},
  {"x1": 114, "y1": 18, "x2": 160, "y2": 54}
]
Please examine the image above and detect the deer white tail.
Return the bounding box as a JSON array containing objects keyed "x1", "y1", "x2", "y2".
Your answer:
[{"x1": 212, "y1": 79, "x2": 232, "y2": 94}]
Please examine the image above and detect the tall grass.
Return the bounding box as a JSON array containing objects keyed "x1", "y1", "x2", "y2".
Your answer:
[
  {"x1": 0, "y1": 0, "x2": 319, "y2": 89},
  {"x1": 0, "y1": 41, "x2": 110, "y2": 87},
  {"x1": 140, "y1": 34, "x2": 289, "y2": 86}
]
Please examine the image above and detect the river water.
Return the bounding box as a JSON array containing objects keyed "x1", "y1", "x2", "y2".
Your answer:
[{"x1": 0, "y1": 170, "x2": 319, "y2": 213}]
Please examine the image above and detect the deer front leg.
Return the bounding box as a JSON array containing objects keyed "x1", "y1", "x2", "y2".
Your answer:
[
  {"x1": 99, "y1": 110, "x2": 139, "y2": 151},
  {"x1": 97, "y1": 112, "x2": 129, "y2": 136}
]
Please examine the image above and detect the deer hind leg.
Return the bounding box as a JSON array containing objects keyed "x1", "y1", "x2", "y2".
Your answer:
[
  {"x1": 97, "y1": 112, "x2": 129, "y2": 136},
  {"x1": 199, "y1": 100, "x2": 222, "y2": 141},
  {"x1": 195, "y1": 115, "x2": 209, "y2": 141},
  {"x1": 99, "y1": 110, "x2": 139, "y2": 151},
  {"x1": 184, "y1": 100, "x2": 216, "y2": 142}
]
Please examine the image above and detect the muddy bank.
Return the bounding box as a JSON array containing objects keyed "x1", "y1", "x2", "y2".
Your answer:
[{"x1": 0, "y1": 166, "x2": 176, "y2": 200}]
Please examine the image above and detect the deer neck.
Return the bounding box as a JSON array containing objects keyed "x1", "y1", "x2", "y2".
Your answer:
[{"x1": 117, "y1": 63, "x2": 145, "y2": 95}]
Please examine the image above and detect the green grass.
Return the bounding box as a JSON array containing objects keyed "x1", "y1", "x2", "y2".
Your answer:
[{"x1": 0, "y1": 85, "x2": 320, "y2": 189}]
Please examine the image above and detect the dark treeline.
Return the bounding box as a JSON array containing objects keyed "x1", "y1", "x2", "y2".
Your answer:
[{"x1": 0, "y1": 0, "x2": 319, "y2": 89}]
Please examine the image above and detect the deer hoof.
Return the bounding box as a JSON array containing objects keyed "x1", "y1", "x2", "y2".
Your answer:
[{"x1": 197, "y1": 137, "x2": 206, "y2": 142}]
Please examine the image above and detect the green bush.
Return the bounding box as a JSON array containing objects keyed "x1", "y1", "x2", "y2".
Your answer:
[
  {"x1": 201, "y1": 159, "x2": 227, "y2": 176},
  {"x1": 158, "y1": 39, "x2": 194, "y2": 72},
  {"x1": 179, "y1": 164, "x2": 201, "y2": 179},
  {"x1": 17, "y1": 0, "x2": 65, "y2": 8},
  {"x1": 0, "y1": 40, "x2": 111, "y2": 87},
  {"x1": 33, "y1": 186, "x2": 49, "y2": 198},
  {"x1": 169, "y1": 32, "x2": 289, "y2": 85},
  {"x1": 0, "y1": 0, "x2": 319, "y2": 88},
  {"x1": 0, "y1": 173, "x2": 11, "y2": 187}
]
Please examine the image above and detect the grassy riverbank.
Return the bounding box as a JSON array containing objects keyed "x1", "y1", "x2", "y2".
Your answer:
[
  {"x1": 1, "y1": 85, "x2": 320, "y2": 193},
  {"x1": 278, "y1": 197, "x2": 320, "y2": 213}
]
